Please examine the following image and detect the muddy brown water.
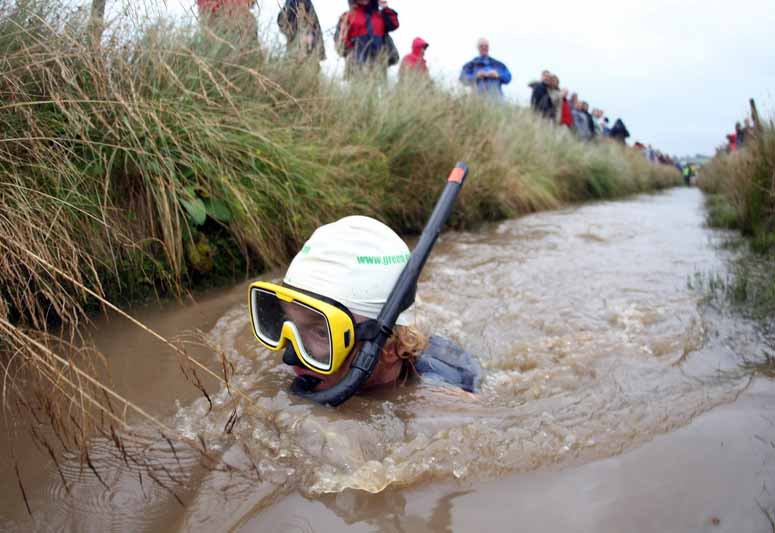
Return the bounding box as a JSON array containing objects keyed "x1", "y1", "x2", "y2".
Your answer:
[{"x1": 2, "y1": 188, "x2": 774, "y2": 532}]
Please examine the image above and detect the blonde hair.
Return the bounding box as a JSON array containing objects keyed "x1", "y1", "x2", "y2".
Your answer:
[{"x1": 384, "y1": 325, "x2": 429, "y2": 384}]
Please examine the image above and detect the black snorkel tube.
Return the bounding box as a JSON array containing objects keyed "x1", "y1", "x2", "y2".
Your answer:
[{"x1": 290, "y1": 162, "x2": 469, "y2": 406}]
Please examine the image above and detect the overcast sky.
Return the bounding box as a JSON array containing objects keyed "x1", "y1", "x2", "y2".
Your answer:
[{"x1": 165, "y1": 0, "x2": 774, "y2": 156}]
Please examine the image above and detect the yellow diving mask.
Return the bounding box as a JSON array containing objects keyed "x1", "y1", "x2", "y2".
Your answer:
[
  {"x1": 247, "y1": 163, "x2": 468, "y2": 406},
  {"x1": 249, "y1": 281, "x2": 376, "y2": 375}
]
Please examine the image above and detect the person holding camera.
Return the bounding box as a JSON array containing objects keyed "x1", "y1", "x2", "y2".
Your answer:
[{"x1": 459, "y1": 38, "x2": 512, "y2": 98}]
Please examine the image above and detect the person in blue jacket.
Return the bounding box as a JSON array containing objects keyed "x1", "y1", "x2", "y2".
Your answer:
[{"x1": 459, "y1": 38, "x2": 512, "y2": 98}]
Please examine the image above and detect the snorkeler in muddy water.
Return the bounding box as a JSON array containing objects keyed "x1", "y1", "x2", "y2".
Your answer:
[{"x1": 248, "y1": 164, "x2": 480, "y2": 406}]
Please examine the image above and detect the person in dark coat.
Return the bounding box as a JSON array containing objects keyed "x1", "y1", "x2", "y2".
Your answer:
[
  {"x1": 528, "y1": 70, "x2": 554, "y2": 119},
  {"x1": 735, "y1": 121, "x2": 744, "y2": 147},
  {"x1": 581, "y1": 102, "x2": 596, "y2": 140},
  {"x1": 277, "y1": 0, "x2": 325, "y2": 61},
  {"x1": 609, "y1": 118, "x2": 630, "y2": 144}
]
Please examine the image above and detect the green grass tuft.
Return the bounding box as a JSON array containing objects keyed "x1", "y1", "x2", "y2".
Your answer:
[{"x1": 705, "y1": 194, "x2": 740, "y2": 230}]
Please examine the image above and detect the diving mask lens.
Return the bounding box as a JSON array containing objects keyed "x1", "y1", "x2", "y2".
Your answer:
[{"x1": 250, "y1": 287, "x2": 334, "y2": 371}]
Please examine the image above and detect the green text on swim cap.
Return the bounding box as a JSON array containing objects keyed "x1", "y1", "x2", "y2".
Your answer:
[{"x1": 356, "y1": 254, "x2": 411, "y2": 266}]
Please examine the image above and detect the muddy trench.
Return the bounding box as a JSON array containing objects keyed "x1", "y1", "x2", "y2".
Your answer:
[{"x1": 2, "y1": 188, "x2": 774, "y2": 533}]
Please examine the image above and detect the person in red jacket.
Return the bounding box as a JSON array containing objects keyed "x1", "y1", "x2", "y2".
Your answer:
[
  {"x1": 559, "y1": 88, "x2": 573, "y2": 128},
  {"x1": 399, "y1": 37, "x2": 429, "y2": 82},
  {"x1": 726, "y1": 132, "x2": 738, "y2": 152},
  {"x1": 337, "y1": 0, "x2": 399, "y2": 78}
]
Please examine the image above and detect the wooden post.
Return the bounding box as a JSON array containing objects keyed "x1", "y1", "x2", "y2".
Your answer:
[
  {"x1": 750, "y1": 98, "x2": 763, "y2": 133},
  {"x1": 88, "y1": 0, "x2": 107, "y2": 47}
]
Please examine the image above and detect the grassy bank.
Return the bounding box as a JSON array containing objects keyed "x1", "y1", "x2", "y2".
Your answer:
[
  {"x1": 698, "y1": 115, "x2": 775, "y2": 252},
  {"x1": 0, "y1": 1, "x2": 679, "y2": 333},
  {"x1": 696, "y1": 114, "x2": 775, "y2": 369}
]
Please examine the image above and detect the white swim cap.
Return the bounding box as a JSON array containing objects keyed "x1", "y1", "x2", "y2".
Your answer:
[{"x1": 283, "y1": 216, "x2": 414, "y2": 326}]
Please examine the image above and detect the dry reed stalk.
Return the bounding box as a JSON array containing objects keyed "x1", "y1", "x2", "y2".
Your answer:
[
  {"x1": 2, "y1": 319, "x2": 264, "y2": 512},
  {"x1": 0, "y1": 238, "x2": 273, "y2": 421},
  {"x1": 0, "y1": 318, "x2": 172, "y2": 434}
]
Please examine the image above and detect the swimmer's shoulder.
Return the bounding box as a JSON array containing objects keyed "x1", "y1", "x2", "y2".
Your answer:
[{"x1": 415, "y1": 335, "x2": 482, "y2": 393}]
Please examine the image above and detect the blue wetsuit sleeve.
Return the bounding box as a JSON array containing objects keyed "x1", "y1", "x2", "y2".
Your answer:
[
  {"x1": 415, "y1": 336, "x2": 482, "y2": 393},
  {"x1": 417, "y1": 371, "x2": 448, "y2": 387}
]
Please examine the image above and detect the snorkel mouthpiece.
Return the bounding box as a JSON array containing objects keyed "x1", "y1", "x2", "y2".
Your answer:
[
  {"x1": 292, "y1": 163, "x2": 469, "y2": 407},
  {"x1": 291, "y1": 374, "x2": 323, "y2": 393}
]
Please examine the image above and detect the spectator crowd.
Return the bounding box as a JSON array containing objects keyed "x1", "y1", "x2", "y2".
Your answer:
[
  {"x1": 722, "y1": 118, "x2": 756, "y2": 153},
  {"x1": 526, "y1": 69, "x2": 634, "y2": 145},
  {"x1": 199, "y1": 0, "x2": 676, "y2": 163}
]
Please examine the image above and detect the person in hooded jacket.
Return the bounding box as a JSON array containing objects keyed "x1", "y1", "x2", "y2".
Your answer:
[
  {"x1": 459, "y1": 38, "x2": 512, "y2": 98},
  {"x1": 609, "y1": 118, "x2": 630, "y2": 145},
  {"x1": 337, "y1": 0, "x2": 400, "y2": 79},
  {"x1": 277, "y1": 0, "x2": 325, "y2": 62},
  {"x1": 726, "y1": 132, "x2": 737, "y2": 152},
  {"x1": 559, "y1": 88, "x2": 573, "y2": 128},
  {"x1": 399, "y1": 37, "x2": 430, "y2": 83}
]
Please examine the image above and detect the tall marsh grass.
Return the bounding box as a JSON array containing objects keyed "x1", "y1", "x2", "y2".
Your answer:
[
  {"x1": 698, "y1": 116, "x2": 775, "y2": 251},
  {"x1": 0, "y1": 0, "x2": 679, "y2": 327},
  {"x1": 697, "y1": 112, "x2": 775, "y2": 373},
  {"x1": 0, "y1": 0, "x2": 679, "y2": 505}
]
